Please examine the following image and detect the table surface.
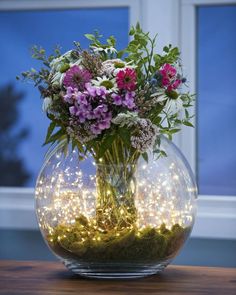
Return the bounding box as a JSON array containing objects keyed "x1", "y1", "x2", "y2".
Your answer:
[{"x1": 0, "y1": 260, "x2": 236, "y2": 295}]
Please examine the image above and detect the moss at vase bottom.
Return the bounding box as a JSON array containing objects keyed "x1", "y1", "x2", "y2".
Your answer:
[{"x1": 47, "y1": 215, "x2": 191, "y2": 264}]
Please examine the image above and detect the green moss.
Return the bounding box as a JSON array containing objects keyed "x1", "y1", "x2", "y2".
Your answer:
[{"x1": 47, "y1": 215, "x2": 190, "y2": 264}]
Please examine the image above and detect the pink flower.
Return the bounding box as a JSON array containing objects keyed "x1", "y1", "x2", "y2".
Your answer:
[
  {"x1": 159, "y1": 64, "x2": 181, "y2": 92},
  {"x1": 63, "y1": 65, "x2": 92, "y2": 90},
  {"x1": 116, "y1": 68, "x2": 136, "y2": 91},
  {"x1": 171, "y1": 79, "x2": 181, "y2": 90}
]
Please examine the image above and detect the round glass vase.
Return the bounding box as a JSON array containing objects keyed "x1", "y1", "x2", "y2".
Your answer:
[{"x1": 35, "y1": 136, "x2": 197, "y2": 279}]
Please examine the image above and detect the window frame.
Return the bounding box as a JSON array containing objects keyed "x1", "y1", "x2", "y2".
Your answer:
[
  {"x1": 0, "y1": 0, "x2": 235, "y2": 240},
  {"x1": 179, "y1": 0, "x2": 236, "y2": 239}
]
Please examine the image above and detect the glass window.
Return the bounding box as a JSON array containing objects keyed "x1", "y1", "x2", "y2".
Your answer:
[
  {"x1": 0, "y1": 8, "x2": 129, "y2": 187},
  {"x1": 197, "y1": 5, "x2": 236, "y2": 195}
]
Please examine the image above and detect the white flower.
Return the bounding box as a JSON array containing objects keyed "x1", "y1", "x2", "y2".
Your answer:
[
  {"x1": 150, "y1": 89, "x2": 168, "y2": 103},
  {"x1": 130, "y1": 119, "x2": 159, "y2": 153},
  {"x1": 50, "y1": 58, "x2": 61, "y2": 71},
  {"x1": 42, "y1": 97, "x2": 53, "y2": 112},
  {"x1": 113, "y1": 62, "x2": 136, "y2": 75},
  {"x1": 112, "y1": 112, "x2": 139, "y2": 127},
  {"x1": 69, "y1": 58, "x2": 82, "y2": 67},
  {"x1": 165, "y1": 97, "x2": 183, "y2": 114},
  {"x1": 51, "y1": 72, "x2": 65, "y2": 86},
  {"x1": 104, "y1": 47, "x2": 117, "y2": 54},
  {"x1": 91, "y1": 46, "x2": 117, "y2": 54},
  {"x1": 50, "y1": 50, "x2": 77, "y2": 71},
  {"x1": 90, "y1": 46, "x2": 103, "y2": 53},
  {"x1": 62, "y1": 50, "x2": 73, "y2": 59},
  {"x1": 91, "y1": 76, "x2": 118, "y2": 93},
  {"x1": 101, "y1": 59, "x2": 136, "y2": 77}
]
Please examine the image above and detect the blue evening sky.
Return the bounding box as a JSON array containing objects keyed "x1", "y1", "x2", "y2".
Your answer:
[
  {"x1": 197, "y1": 5, "x2": 236, "y2": 195},
  {"x1": 0, "y1": 8, "x2": 128, "y2": 187}
]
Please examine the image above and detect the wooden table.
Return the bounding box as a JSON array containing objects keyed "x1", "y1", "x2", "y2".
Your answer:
[{"x1": 0, "y1": 260, "x2": 235, "y2": 294}]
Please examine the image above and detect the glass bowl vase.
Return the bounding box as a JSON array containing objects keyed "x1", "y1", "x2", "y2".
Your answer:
[{"x1": 35, "y1": 136, "x2": 197, "y2": 279}]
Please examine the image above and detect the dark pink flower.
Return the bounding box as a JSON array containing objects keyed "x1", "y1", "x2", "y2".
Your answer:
[
  {"x1": 116, "y1": 68, "x2": 136, "y2": 91},
  {"x1": 159, "y1": 64, "x2": 182, "y2": 92},
  {"x1": 63, "y1": 65, "x2": 92, "y2": 90},
  {"x1": 171, "y1": 79, "x2": 181, "y2": 91}
]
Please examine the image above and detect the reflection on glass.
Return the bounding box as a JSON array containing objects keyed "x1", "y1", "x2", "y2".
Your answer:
[
  {"x1": 0, "y1": 8, "x2": 129, "y2": 187},
  {"x1": 197, "y1": 5, "x2": 236, "y2": 195}
]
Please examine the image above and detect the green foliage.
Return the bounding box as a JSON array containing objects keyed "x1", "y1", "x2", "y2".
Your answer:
[
  {"x1": 96, "y1": 132, "x2": 117, "y2": 159},
  {"x1": 48, "y1": 214, "x2": 190, "y2": 263}
]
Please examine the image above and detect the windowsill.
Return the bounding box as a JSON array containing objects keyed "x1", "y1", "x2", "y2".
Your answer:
[{"x1": 0, "y1": 187, "x2": 236, "y2": 240}]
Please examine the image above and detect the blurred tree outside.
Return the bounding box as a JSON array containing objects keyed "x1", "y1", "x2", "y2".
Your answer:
[{"x1": 0, "y1": 84, "x2": 31, "y2": 186}]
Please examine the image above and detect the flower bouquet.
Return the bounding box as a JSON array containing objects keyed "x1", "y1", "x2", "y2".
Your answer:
[{"x1": 20, "y1": 23, "x2": 196, "y2": 278}]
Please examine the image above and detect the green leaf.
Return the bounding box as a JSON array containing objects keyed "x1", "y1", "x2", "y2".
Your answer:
[
  {"x1": 160, "y1": 150, "x2": 167, "y2": 157},
  {"x1": 169, "y1": 128, "x2": 181, "y2": 134},
  {"x1": 84, "y1": 34, "x2": 96, "y2": 41},
  {"x1": 185, "y1": 109, "x2": 189, "y2": 118},
  {"x1": 183, "y1": 121, "x2": 194, "y2": 127},
  {"x1": 43, "y1": 128, "x2": 64, "y2": 146},
  {"x1": 44, "y1": 121, "x2": 56, "y2": 144},
  {"x1": 71, "y1": 139, "x2": 77, "y2": 151},
  {"x1": 163, "y1": 46, "x2": 169, "y2": 53},
  {"x1": 76, "y1": 140, "x2": 84, "y2": 154},
  {"x1": 142, "y1": 152, "x2": 148, "y2": 163},
  {"x1": 117, "y1": 50, "x2": 125, "y2": 58},
  {"x1": 97, "y1": 133, "x2": 116, "y2": 158},
  {"x1": 136, "y1": 22, "x2": 141, "y2": 31},
  {"x1": 153, "y1": 149, "x2": 167, "y2": 159},
  {"x1": 129, "y1": 27, "x2": 135, "y2": 36},
  {"x1": 107, "y1": 35, "x2": 116, "y2": 47},
  {"x1": 118, "y1": 127, "x2": 130, "y2": 147}
]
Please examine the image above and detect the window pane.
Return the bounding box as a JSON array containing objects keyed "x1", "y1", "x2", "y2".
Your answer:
[
  {"x1": 197, "y1": 5, "x2": 236, "y2": 195},
  {"x1": 0, "y1": 8, "x2": 129, "y2": 187}
]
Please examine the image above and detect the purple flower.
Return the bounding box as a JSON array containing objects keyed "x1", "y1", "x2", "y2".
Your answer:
[
  {"x1": 98, "y1": 118, "x2": 111, "y2": 130},
  {"x1": 95, "y1": 86, "x2": 107, "y2": 98},
  {"x1": 69, "y1": 105, "x2": 78, "y2": 116},
  {"x1": 79, "y1": 103, "x2": 92, "y2": 113},
  {"x1": 63, "y1": 65, "x2": 92, "y2": 90},
  {"x1": 99, "y1": 112, "x2": 112, "y2": 129},
  {"x1": 90, "y1": 123, "x2": 102, "y2": 135},
  {"x1": 76, "y1": 92, "x2": 88, "y2": 105},
  {"x1": 85, "y1": 83, "x2": 97, "y2": 97},
  {"x1": 90, "y1": 112, "x2": 112, "y2": 135},
  {"x1": 123, "y1": 91, "x2": 136, "y2": 109},
  {"x1": 86, "y1": 110, "x2": 96, "y2": 120},
  {"x1": 93, "y1": 104, "x2": 108, "y2": 118},
  {"x1": 76, "y1": 110, "x2": 87, "y2": 123},
  {"x1": 64, "y1": 87, "x2": 78, "y2": 104},
  {"x1": 111, "y1": 93, "x2": 123, "y2": 106},
  {"x1": 85, "y1": 83, "x2": 108, "y2": 99}
]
